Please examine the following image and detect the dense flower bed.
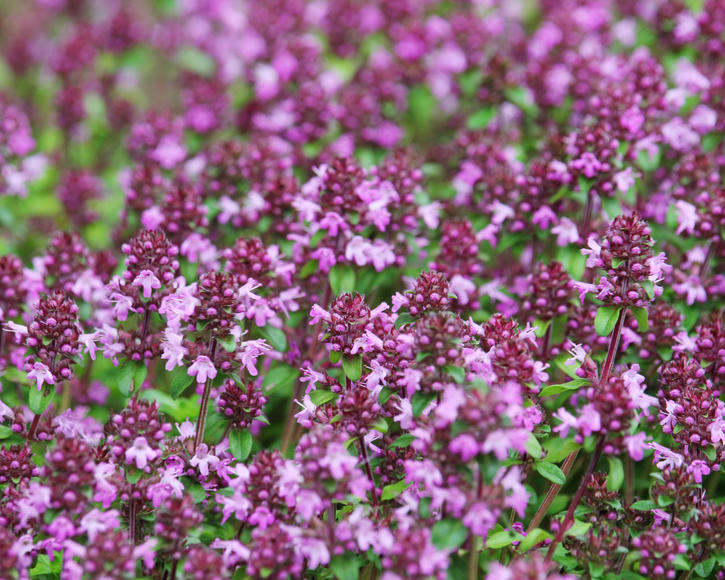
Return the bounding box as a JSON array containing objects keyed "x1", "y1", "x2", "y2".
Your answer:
[{"x1": 0, "y1": 0, "x2": 724, "y2": 578}]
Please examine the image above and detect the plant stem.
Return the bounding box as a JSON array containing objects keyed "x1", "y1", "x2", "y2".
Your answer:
[
  {"x1": 27, "y1": 412, "x2": 42, "y2": 441},
  {"x1": 128, "y1": 498, "x2": 137, "y2": 544},
  {"x1": 357, "y1": 439, "x2": 378, "y2": 508},
  {"x1": 193, "y1": 338, "x2": 217, "y2": 453},
  {"x1": 545, "y1": 436, "x2": 605, "y2": 561},
  {"x1": 59, "y1": 381, "x2": 71, "y2": 413},
  {"x1": 599, "y1": 307, "x2": 626, "y2": 386},
  {"x1": 581, "y1": 190, "x2": 594, "y2": 237},
  {"x1": 468, "y1": 535, "x2": 480, "y2": 580},
  {"x1": 526, "y1": 450, "x2": 579, "y2": 533},
  {"x1": 281, "y1": 282, "x2": 332, "y2": 455},
  {"x1": 541, "y1": 323, "x2": 552, "y2": 359},
  {"x1": 624, "y1": 456, "x2": 634, "y2": 507}
]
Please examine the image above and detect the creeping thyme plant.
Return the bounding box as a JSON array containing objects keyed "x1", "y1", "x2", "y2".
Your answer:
[{"x1": 1, "y1": 0, "x2": 725, "y2": 579}]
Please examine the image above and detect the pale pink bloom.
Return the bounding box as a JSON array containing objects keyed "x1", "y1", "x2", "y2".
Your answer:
[
  {"x1": 578, "y1": 404, "x2": 602, "y2": 437},
  {"x1": 238, "y1": 339, "x2": 270, "y2": 376},
  {"x1": 648, "y1": 442, "x2": 684, "y2": 471},
  {"x1": 673, "y1": 275, "x2": 707, "y2": 305},
  {"x1": 675, "y1": 200, "x2": 698, "y2": 235},
  {"x1": 161, "y1": 331, "x2": 187, "y2": 371},
  {"x1": 532, "y1": 206, "x2": 557, "y2": 229},
  {"x1": 78, "y1": 332, "x2": 99, "y2": 360},
  {"x1": 28, "y1": 362, "x2": 55, "y2": 390},
  {"x1": 418, "y1": 202, "x2": 442, "y2": 229},
  {"x1": 125, "y1": 437, "x2": 158, "y2": 470},
  {"x1": 108, "y1": 290, "x2": 134, "y2": 321},
  {"x1": 190, "y1": 443, "x2": 220, "y2": 476},
  {"x1": 624, "y1": 432, "x2": 647, "y2": 461},
  {"x1": 188, "y1": 355, "x2": 217, "y2": 383},
  {"x1": 449, "y1": 275, "x2": 476, "y2": 305},
  {"x1": 151, "y1": 135, "x2": 186, "y2": 169},
  {"x1": 140, "y1": 206, "x2": 165, "y2": 230},
  {"x1": 688, "y1": 460, "x2": 711, "y2": 483},
  {"x1": 581, "y1": 236, "x2": 602, "y2": 268},
  {"x1": 613, "y1": 167, "x2": 636, "y2": 193}
]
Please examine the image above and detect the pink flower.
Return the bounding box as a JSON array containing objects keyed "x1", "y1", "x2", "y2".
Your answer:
[
  {"x1": 624, "y1": 432, "x2": 647, "y2": 461},
  {"x1": 687, "y1": 460, "x2": 711, "y2": 483},
  {"x1": 449, "y1": 434, "x2": 479, "y2": 461},
  {"x1": 161, "y1": 331, "x2": 187, "y2": 371},
  {"x1": 190, "y1": 443, "x2": 220, "y2": 476},
  {"x1": 125, "y1": 437, "x2": 158, "y2": 470},
  {"x1": 581, "y1": 236, "x2": 602, "y2": 268},
  {"x1": 551, "y1": 217, "x2": 580, "y2": 246},
  {"x1": 28, "y1": 362, "x2": 55, "y2": 390},
  {"x1": 675, "y1": 200, "x2": 699, "y2": 235},
  {"x1": 648, "y1": 442, "x2": 684, "y2": 471},
  {"x1": 188, "y1": 355, "x2": 217, "y2": 383},
  {"x1": 132, "y1": 270, "x2": 162, "y2": 298},
  {"x1": 578, "y1": 404, "x2": 602, "y2": 436}
]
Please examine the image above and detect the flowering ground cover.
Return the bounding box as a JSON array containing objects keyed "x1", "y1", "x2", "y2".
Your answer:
[{"x1": 0, "y1": 0, "x2": 724, "y2": 578}]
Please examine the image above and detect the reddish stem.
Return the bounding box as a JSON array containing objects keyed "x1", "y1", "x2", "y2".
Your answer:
[
  {"x1": 545, "y1": 436, "x2": 605, "y2": 561},
  {"x1": 193, "y1": 338, "x2": 217, "y2": 453}
]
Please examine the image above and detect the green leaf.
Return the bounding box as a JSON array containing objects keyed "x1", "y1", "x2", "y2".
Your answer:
[
  {"x1": 431, "y1": 519, "x2": 468, "y2": 550},
  {"x1": 229, "y1": 429, "x2": 253, "y2": 461},
  {"x1": 329, "y1": 264, "x2": 356, "y2": 295},
  {"x1": 309, "y1": 390, "x2": 337, "y2": 406},
  {"x1": 629, "y1": 306, "x2": 649, "y2": 332},
  {"x1": 329, "y1": 350, "x2": 342, "y2": 364},
  {"x1": 641, "y1": 280, "x2": 655, "y2": 301},
  {"x1": 329, "y1": 554, "x2": 360, "y2": 580},
  {"x1": 486, "y1": 530, "x2": 517, "y2": 549},
  {"x1": 135, "y1": 364, "x2": 148, "y2": 388},
  {"x1": 539, "y1": 378, "x2": 589, "y2": 397},
  {"x1": 299, "y1": 259, "x2": 319, "y2": 279},
  {"x1": 262, "y1": 364, "x2": 299, "y2": 393},
  {"x1": 217, "y1": 334, "x2": 237, "y2": 352},
  {"x1": 607, "y1": 457, "x2": 624, "y2": 491},
  {"x1": 342, "y1": 355, "x2": 362, "y2": 382},
  {"x1": 566, "y1": 519, "x2": 591, "y2": 538},
  {"x1": 543, "y1": 438, "x2": 580, "y2": 464},
  {"x1": 29, "y1": 387, "x2": 53, "y2": 415},
  {"x1": 258, "y1": 326, "x2": 287, "y2": 352},
  {"x1": 390, "y1": 434, "x2": 416, "y2": 448},
  {"x1": 467, "y1": 107, "x2": 496, "y2": 130},
  {"x1": 695, "y1": 557, "x2": 716, "y2": 577},
  {"x1": 394, "y1": 312, "x2": 414, "y2": 328},
  {"x1": 534, "y1": 461, "x2": 567, "y2": 485},
  {"x1": 126, "y1": 469, "x2": 144, "y2": 485},
  {"x1": 630, "y1": 500, "x2": 656, "y2": 510},
  {"x1": 673, "y1": 554, "x2": 691, "y2": 571},
  {"x1": 170, "y1": 367, "x2": 195, "y2": 399},
  {"x1": 534, "y1": 319, "x2": 552, "y2": 338},
  {"x1": 0, "y1": 425, "x2": 12, "y2": 439},
  {"x1": 444, "y1": 365, "x2": 466, "y2": 383},
  {"x1": 381, "y1": 479, "x2": 411, "y2": 501},
  {"x1": 525, "y1": 434, "x2": 543, "y2": 459},
  {"x1": 411, "y1": 392, "x2": 436, "y2": 417},
  {"x1": 117, "y1": 363, "x2": 137, "y2": 396},
  {"x1": 594, "y1": 306, "x2": 622, "y2": 337},
  {"x1": 519, "y1": 528, "x2": 552, "y2": 552}
]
